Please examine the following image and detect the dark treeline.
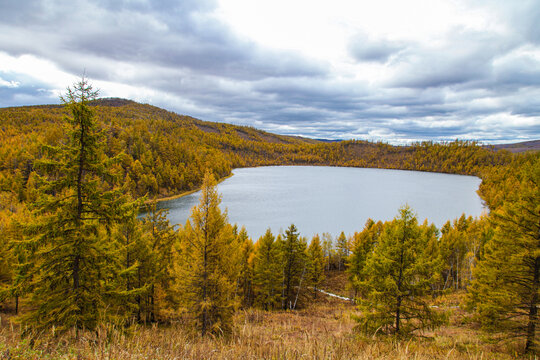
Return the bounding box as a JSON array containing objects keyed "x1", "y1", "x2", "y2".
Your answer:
[{"x1": 0, "y1": 81, "x2": 538, "y2": 354}]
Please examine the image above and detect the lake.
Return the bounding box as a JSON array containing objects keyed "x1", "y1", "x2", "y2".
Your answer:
[{"x1": 157, "y1": 166, "x2": 485, "y2": 239}]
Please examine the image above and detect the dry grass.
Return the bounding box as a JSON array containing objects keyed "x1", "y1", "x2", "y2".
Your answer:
[
  {"x1": 0, "y1": 274, "x2": 527, "y2": 359},
  {"x1": 0, "y1": 297, "x2": 530, "y2": 360}
]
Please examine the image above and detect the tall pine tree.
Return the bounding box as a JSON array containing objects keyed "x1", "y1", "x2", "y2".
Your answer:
[
  {"x1": 252, "y1": 229, "x2": 282, "y2": 310},
  {"x1": 336, "y1": 231, "x2": 349, "y2": 271},
  {"x1": 355, "y1": 206, "x2": 445, "y2": 336},
  {"x1": 307, "y1": 234, "x2": 325, "y2": 298},
  {"x1": 347, "y1": 219, "x2": 382, "y2": 299},
  {"x1": 140, "y1": 202, "x2": 177, "y2": 322},
  {"x1": 21, "y1": 77, "x2": 135, "y2": 334},
  {"x1": 235, "y1": 227, "x2": 255, "y2": 308},
  {"x1": 175, "y1": 171, "x2": 239, "y2": 336},
  {"x1": 278, "y1": 224, "x2": 307, "y2": 310}
]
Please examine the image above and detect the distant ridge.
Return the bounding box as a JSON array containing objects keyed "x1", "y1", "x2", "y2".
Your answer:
[
  {"x1": 313, "y1": 138, "x2": 342, "y2": 143},
  {"x1": 489, "y1": 140, "x2": 540, "y2": 153},
  {"x1": 90, "y1": 98, "x2": 138, "y2": 107}
]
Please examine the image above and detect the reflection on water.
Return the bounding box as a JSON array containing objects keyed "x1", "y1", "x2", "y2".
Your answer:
[{"x1": 157, "y1": 166, "x2": 485, "y2": 239}]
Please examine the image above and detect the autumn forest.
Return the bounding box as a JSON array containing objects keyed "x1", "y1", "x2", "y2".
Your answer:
[{"x1": 0, "y1": 79, "x2": 538, "y2": 359}]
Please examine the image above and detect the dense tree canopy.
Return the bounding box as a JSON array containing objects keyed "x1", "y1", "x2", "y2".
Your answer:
[{"x1": 468, "y1": 155, "x2": 539, "y2": 353}]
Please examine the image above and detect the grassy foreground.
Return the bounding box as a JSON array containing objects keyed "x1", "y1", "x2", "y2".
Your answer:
[
  {"x1": 0, "y1": 306, "x2": 524, "y2": 359},
  {"x1": 0, "y1": 274, "x2": 530, "y2": 359}
]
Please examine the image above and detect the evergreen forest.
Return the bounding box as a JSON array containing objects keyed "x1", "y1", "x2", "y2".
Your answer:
[{"x1": 0, "y1": 79, "x2": 538, "y2": 359}]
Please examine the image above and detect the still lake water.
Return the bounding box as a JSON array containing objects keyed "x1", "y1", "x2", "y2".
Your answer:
[{"x1": 157, "y1": 166, "x2": 485, "y2": 240}]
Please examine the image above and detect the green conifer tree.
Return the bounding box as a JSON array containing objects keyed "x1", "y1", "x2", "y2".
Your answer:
[
  {"x1": 4, "y1": 208, "x2": 33, "y2": 315},
  {"x1": 21, "y1": 77, "x2": 136, "y2": 334},
  {"x1": 235, "y1": 227, "x2": 255, "y2": 308},
  {"x1": 420, "y1": 221, "x2": 444, "y2": 296},
  {"x1": 175, "y1": 171, "x2": 239, "y2": 336},
  {"x1": 0, "y1": 210, "x2": 15, "y2": 308},
  {"x1": 140, "y1": 202, "x2": 176, "y2": 322},
  {"x1": 307, "y1": 234, "x2": 325, "y2": 298},
  {"x1": 252, "y1": 229, "x2": 282, "y2": 310},
  {"x1": 321, "y1": 232, "x2": 335, "y2": 271},
  {"x1": 347, "y1": 219, "x2": 381, "y2": 299},
  {"x1": 278, "y1": 224, "x2": 307, "y2": 310},
  {"x1": 115, "y1": 206, "x2": 146, "y2": 322},
  {"x1": 355, "y1": 206, "x2": 445, "y2": 336},
  {"x1": 336, "y1": 231, "x2": 349, "y2": 271}
]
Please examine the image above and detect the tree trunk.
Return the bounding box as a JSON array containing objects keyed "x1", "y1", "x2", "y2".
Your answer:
[
  {"x1": 137, "y1": 268, "x2": 141, "y2": 323},
  {"x1": 150, "y1": 284, "x2": 155, "y2": 323},
  {"x1": 285, "y1": 257, "x2": 292, "y2": 309},
  {"x1": 201, "y1": 211, "x2": 208, "y2": 337},
  {"x1": 396, "y1": 295, "x2": 402, "y2": 334},
  {"x1": 443, "y1": 264, "x2": 452, "y2": 290},
  {"x1": 455, "y1": 254, "x2": 460, "y2": 290},
  {"x1": 395, "y1": 231, "x2": 405, "y2": 334},
  {"x1": 73, "y1": 117, "x2": 85, "y2": 330},
  {"x1": 281, "y1": 268, "x2": 286, "y2": 310},
  {"x1": 73, "y1": 255, "x2": 80, "y2": 291},
  {"x1": 126, "y1": 230, "x2": 131, "y2": 292},
  {"x1": 293, "y1": 264, "x2": 306, "y2": 310},
  {"x1": 525, "y1": 255, "x2": 539, "y2": 353}
]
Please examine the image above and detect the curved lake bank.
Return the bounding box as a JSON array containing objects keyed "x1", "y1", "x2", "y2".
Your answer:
[{"x1": 157, "y1": 166, "x2": 485, "y2": 239}]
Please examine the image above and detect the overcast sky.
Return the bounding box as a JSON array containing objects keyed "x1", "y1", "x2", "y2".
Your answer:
[{"x1": 1, "y1": 0, "x2": 539, "y2": 143}]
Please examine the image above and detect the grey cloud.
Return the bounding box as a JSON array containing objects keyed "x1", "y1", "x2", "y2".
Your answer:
[
  {"x1": 0, "y1": 0, "x2": 327, "y2": 83},
  {"x1": 459, "y1": 1, "x2": 539, "y2": 46},
  {"x1": 493, "y1": 51, "x2": 540, "y2": 88},
  {"x1": 0, "y1": 0, "x2": 538, "y2": 144},
  {"x1": 253, "y1": 78, "x2": 368, "y2": 112},
  {"x1": 94, "y1": 0, "x2": 216, "y2": 14},
  {"x1": 389, "y1": 29, "x2": 517, "y2": 89},
  {"x1": 504, "y1": 90, "x2": 540, "y2": 117},
  {"x1": 499, "y1": 0, "x2": 540, "y2": 45},
  {"x1": 389, "y1": 124, "x2": 468, "y2": 138},
  {"x1": 390, "y1": 54, "x2": 487, "y2": 89},
  {"x1": 366, "y1": 88, "x2": 446, "y2": 108},
  {"x1": 25, "y1": 1, "x2": 326, "y2": 80},
  {"x1": 348, "y1": 34, "x2": 405, "y2": 63},
  {"x1": 0, "y1": 0, "x2": 45, "y2": 23}
]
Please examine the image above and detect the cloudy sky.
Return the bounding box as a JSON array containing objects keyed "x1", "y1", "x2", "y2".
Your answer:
[{"x1": 1, "y1": 0, "x2": 539, "y2": 143}]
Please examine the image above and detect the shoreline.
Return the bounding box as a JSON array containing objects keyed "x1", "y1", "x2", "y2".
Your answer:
[{"x1": 144, "y1": 172, "x2": 235, "y2": 205}]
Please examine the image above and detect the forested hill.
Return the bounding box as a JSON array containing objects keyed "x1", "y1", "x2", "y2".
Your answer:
[{"x1": 0, "y1": 98, "x2": 516, "y2": 200}]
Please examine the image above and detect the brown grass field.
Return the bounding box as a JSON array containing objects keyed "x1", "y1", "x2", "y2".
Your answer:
[{"x1": 0, "y1": 272, "x2": 532, "y2": 359}]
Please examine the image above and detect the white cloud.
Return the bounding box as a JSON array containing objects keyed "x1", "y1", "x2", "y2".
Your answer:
[
  {"x1": 0, "y1": 77, "x2": 19, "y2": 88},
  {"x1": 0, "y1": 52, "x2": 77, "y2": 90}
]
